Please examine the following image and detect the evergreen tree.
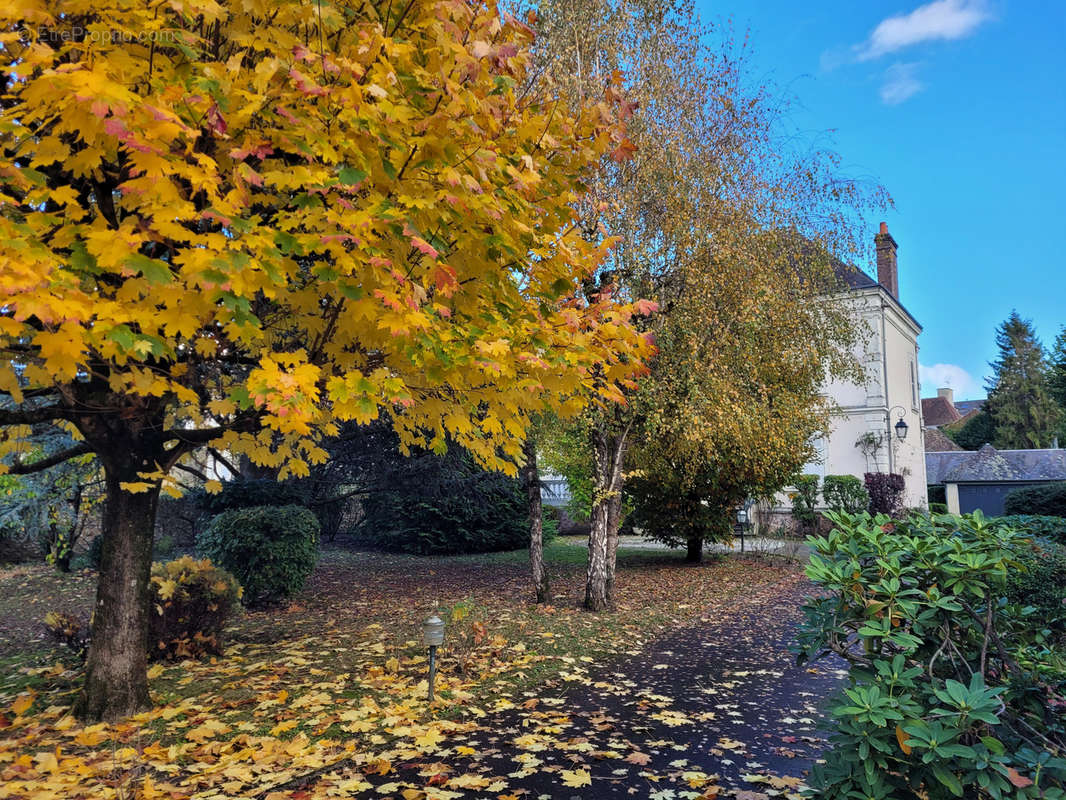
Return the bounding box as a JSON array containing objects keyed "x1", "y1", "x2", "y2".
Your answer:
[
  {"x1": 1048, "y1": 326, "x2": 1066, "y2": 445},
  {"x1": 943, "y1": 410, "x2": 995, "y2": 450},
  {"x1": 985, "y1": 312, "x2": 1061, "y2": 449}
]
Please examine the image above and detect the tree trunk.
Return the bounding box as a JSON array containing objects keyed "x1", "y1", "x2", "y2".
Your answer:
[
  {"x1": 74, "y1": 460, "x2": 159, "y2": 721},
  {"x1": 521, "y1": 437, "x2": 549, "y2": 603},
  {"x1": 605, "y1": 492, "x2": 622, "y2": 604},
  {"x1": 585, "y1": 423, "x2": 629, "y2": 611},
  {"x1": 586, "y1": 496, "x2": 610, "y2": 611},
  {"x1": 685, "y1": 534, "x2": 703, "y2": 563}
]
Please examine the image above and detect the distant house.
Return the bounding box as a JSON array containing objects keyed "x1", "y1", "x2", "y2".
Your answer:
[
  {"x1": 787, "y1": 223, "x2": 927, "y2": 510},
  {"x1": 922, "y1": 388, "x2": 962, "y2": 429},
  {"x1": 924, "y1": 427, "x2": 963, "y2": 453},
  {"x1": 926, "y1": 443, "x2": 1066, "y2": 515}
]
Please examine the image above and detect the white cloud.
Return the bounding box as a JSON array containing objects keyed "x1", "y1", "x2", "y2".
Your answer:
[
  {"x1": 919, "y1": 362, "x2": 982, "y2": 399},
  {"x1": 880, "y1": 62, "x2": 924, "y2": 105},
  {"x1": 857, "y1": 0, "x2": 992, "y2": 61}
]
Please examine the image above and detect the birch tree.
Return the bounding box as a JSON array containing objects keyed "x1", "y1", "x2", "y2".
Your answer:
[{"x1": 530, "y1": 0, "x2": 881, "y2": 608}]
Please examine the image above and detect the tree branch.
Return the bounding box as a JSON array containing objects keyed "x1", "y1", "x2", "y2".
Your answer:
[
  {"x1": 173, "y1": 462, "x2": 210, "y2": 483},
  {"x1": 5, "y1": 443, "x2": 93, "y2": 475},
  {"x1": 0, "y1": 405, "x2": 70, "y2": 425}
]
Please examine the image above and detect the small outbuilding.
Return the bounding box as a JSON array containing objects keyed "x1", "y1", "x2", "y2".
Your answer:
[{"x1": 926, "y1": 443, "x2": 1066, "y2": 516}]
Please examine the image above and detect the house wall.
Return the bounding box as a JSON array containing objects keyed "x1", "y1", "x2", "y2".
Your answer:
[
  {"x1": 945, "y1": 483, "x2": 960, "y2": 514},
  {"x1": 782, "y1": 287, "x2": 927, "y2": 510}
]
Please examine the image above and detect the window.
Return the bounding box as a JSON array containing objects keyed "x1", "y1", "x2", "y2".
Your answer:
[{"x1": 799, "y1": 435, "x2": 826, "y2": 478}]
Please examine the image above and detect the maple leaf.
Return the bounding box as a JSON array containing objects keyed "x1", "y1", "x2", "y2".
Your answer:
[
  {"x1": 560, "y1": 769, "x2": 592, "y2": 788},
  {"x1": 11, "y1": 693, "x2": 34, "y2": 716}
]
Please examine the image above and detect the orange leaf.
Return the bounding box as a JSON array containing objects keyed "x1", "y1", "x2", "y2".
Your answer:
[
  {"x1": 895, "y1": 724, "x2": 912, "y2": 755},
  {"x1": 1007, "y1": 767, "x2": 1034, "y2": 788}
]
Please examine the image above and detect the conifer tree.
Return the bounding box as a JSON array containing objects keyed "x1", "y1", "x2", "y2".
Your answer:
[
  {"x1": 985, "y1": 312, "x2": 1060, "y2": 449},
  {"x1": 1048, "y1": 326, "x2": 1066, "y2": 444}
]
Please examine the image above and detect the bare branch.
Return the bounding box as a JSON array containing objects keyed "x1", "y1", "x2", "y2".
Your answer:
[
  {"x1": 5, "y1": 443, "x2": 93, "y2": 475},
  {"x1": 0, "y1": 405, "x2": 70, "y2": 426},
  {"x1": 173, "y1": 462, "x2": 210, "y2": 483}
]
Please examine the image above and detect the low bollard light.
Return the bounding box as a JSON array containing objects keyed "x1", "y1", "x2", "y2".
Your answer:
[{"x1": 422, "y1": 614, "x2": 445, "y2": 703}]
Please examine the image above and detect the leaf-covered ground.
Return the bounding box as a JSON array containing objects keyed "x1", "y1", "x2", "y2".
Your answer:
[{"x1": 0, "y1": 540, "x2": 837, "y2": 799}]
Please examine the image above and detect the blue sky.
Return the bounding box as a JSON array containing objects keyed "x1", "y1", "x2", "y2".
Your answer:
[{"x1": 695, "y1": 0, "x2": 1066, "y2": 400}]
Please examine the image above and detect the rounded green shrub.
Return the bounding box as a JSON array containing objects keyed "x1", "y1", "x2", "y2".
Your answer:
[
  {"x1": 196, "y1": 479, "x2": 309, "y2": 514},
  {"x1": 148, "y1": 556, "x2": 241, "y2": 661},
  {"x1": 822, "y1": 474, "x2": 869, "y2": 514},
  {"x1": 1004, "y1": 482, "x2": 1066, "y2": 517},
  {"x1": 1005, "y1": 537, "x2": 1066, "y2": 628},
  {"x1": 196, "y1": 505, "x2": 319, "y2": 606}
]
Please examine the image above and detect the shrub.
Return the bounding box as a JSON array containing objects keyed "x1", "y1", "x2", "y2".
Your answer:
[
  {"x1": 357, "y1": 446, "x2": 534, "y2": 555},
  {"x1": 995, "y1": 514, "x2": 1066, "y2": 544},
  {"x1": 43, "y1": 610, "x2": 88, "y2": 659},
  {"x1": 864, "y1": 471, "x2": 905, "y2": 516},
  {"x1": 84, "y1": 534, "x2": 104, "y2": 570},
  {"x1": 790, "y1": 474, "x2": 820, "y2": 534},
  {"x1": 196, "y1": 505, "x2": 319, "y2": 606},
  {"x1": 628, "y1": 471, "x2": 734, "y2": 554},
  {"x1": 1003, "y1": 537, "x2": 1066, "y2": 631},
  {"x1": 799, "y1": 511, "x2": 1066, "y2": 798},
  {"x1": 148, "y1": 557, "x2": 242, "y2": 661},
  {"x1": 541, "y1": 512, "x2": 560, "y2": 544},
  {"x1": 927, "y1": 484, "x2": 947, "y2": 506},
  {"x1": 197, "y1": 479, "x2": 309, "y2": 514},
  {"x1": 1004, "y1": 482, "x2": 1066, "y2": 517},
  {"x1": 822, "y1": 475, "x2": 869, "y2": 514}
]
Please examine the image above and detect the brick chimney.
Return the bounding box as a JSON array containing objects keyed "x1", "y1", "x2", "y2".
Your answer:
[
  {"x1": 875, "y1": 221, "x2": 899, "y2": 299},
  {"x1": 938, "y1": 387, "x2": 954, "y2": 406}
]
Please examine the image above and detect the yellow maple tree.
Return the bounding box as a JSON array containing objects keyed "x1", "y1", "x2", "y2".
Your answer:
[{"x1": 0, "y1": 0, "x2": 652, "y2": 720}]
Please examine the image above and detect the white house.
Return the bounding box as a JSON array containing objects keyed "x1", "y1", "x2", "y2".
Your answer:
[{"x1": 791, "y1": 223, "x2": 928, "y2": 511}]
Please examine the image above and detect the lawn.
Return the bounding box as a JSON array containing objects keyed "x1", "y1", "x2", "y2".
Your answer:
[{"x1": 0, "y1": 540, "x2": 800, "y2": 799}]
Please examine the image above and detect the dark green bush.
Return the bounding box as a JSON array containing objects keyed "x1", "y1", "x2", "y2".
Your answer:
[
  {"x1": 822, "y1": 475, "x2": 868, "y2": 514},
  {"x1": 361, "y1": 491, "x2": 529, "y2": 555},
  {"x1": 148, "y1": 557, "x2": 242, "y2": 661},
  {"x1": 927, "y1": 484, "x2": 947, "y2": 506},
  {"x1": 197, "y1": 479, "x2": 309, "y2": 513},
  {"x1": 86, "y1": 534, "x2": 104, "y2": 570},
  {"x1": 355, "y1": 440, "x2": 538, "y2": 555},
  {"x1": 790, "y1": 474, "x2": 820, "y2": 534},
  {"x1": 800, "y1": 511, "x2": 1066, "y2": 798},
  {"x1": 196, "y1": 505, "x2": 319, "y2": 606},
  {"x1": 1004, "y1": 482, "x2": 1066, "y2": 517},
  {"x1": 1004, "y1": 537, "x2": 1066, "y2": 630}
]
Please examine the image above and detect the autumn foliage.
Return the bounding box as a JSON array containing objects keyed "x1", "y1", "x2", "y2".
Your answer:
[
  {"x1": 0, "y1": 0, "x2": 652, "y2": 718},
  {"x1": 148, "y1": 556, "x2": 242, "y2": 661}
]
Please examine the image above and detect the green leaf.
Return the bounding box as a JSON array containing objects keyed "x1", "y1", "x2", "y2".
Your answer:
[
  {"x1": 981, "y1": 736, "x2": 1005, "y2": 755},
  {"x1": 932, "y1": 765, "x2": 963, "y2": 797},
  {"x1": 127, "y1": 253, "x2": 173, "y2": 284},
  {"x1": 338, "y1": 166, "x2": 367, "y2": 185}
]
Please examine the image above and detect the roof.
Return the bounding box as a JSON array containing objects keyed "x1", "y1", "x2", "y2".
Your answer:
[
  {"x1": 834, "y1": 260, "x2": 878, "y2": 290},
  {"x1": 954, "y1": 399, "x2": 986, "y2": 415},
  {"x1": 924, "y1": 428, "x2": 963, "y2": 452},
  {"x1": 833, "y1": 261, "x2": 923, "y2": 332},
  {"x1": 926, "y1": 444, "x2": 1066, "y2": 484},
  {"x1": 922, "y1": 396, "x2": 962, "y2": 427}
]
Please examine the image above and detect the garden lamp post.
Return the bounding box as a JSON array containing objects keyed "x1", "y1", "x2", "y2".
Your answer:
[
  {"x1": 735, "y1": 501, "x2": 752, "y2": 553},
  {"x1": 423, "y1": 614, "x2": 445, "y2": 703}
]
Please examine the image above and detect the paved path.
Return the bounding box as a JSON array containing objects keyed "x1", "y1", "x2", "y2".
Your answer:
[
  {"x1": 608, "y1": 535, "x2": 811, "y2": 561},
  {"x1": 296, "y1": 575, "x2": 846, "y2": 799}
]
